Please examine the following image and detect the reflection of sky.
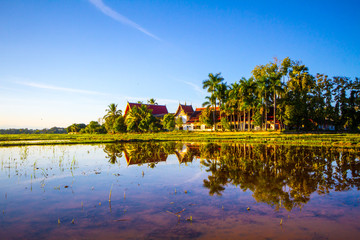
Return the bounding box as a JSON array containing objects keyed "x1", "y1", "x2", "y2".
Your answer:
[{"x1": 0, "y1": 144, "x2": 359, "y2": 239}]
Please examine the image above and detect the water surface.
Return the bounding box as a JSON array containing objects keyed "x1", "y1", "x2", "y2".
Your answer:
[{"x1": 0, "y1": 142, "x2": 359, "y2": 239}]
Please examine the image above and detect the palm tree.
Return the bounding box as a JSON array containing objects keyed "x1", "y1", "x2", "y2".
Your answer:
[
  {"x1": 269, "y1": 72, "x2": 283, "y2": 130},
  {"x1": 103, "y1": 103, "x2": 122, "y2": 134},
  {"x1": 125, "y1": 105, "x2": 153, "y2": 132},
  {"x1": 215, "y1": 82, "x2": 228, "y2": 108},
  {"x1": 104, "y1": 103, "x2": 122, "y2": 120},
  {"x1": 202, "y1": 95, "x2": 216, "y2": 108},
  {"x1": 216, "y1": 82, "x2": 228, "y2": 125},
  {"x1": 147, "y1": 98, "x2": 158, "y2": 105},
  {"x1": 267, "y1": 58, "x2": 290, "y2": 130},
  {"x1": 239, "y1": 77, "x2": 257, "y2": 131},
  {"x1": 252, "y1": 65, "x2": 270, "y2": 130},
  {"x1": 203, "y1": 73, "x2": 224, "y2": 130},
  {"x1": 228, "y1": 82, "x2": 241, "y2": 130},
  {"x1": 247, "y1": 78, "x2": 257, "y2": 131},
  {"x1": 239, "y1": 78, "x2": 249, "y2": 131},
  {"x1": 257, "y1": 76, "x2": 270, "y2": 130}
]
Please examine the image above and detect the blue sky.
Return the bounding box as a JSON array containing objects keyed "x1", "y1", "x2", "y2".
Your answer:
[{"x1": 1, "y1": 0, "x2": 359, "y2": 129}]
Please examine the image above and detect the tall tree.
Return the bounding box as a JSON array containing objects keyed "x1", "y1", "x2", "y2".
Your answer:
[
  {"x1": 215, "y1": 82, "x2": 228, "y2": 113},
  {"x1": 239, "y1": 77, "x2": 257, "y2": 131},
  {"x1": 228, "y1": 82, "x2": 241, "y2": 130},
  {"x1": 203, "y1": 73, "x2": 224, "y2": 130},
  {"x1": 252, "y1": 65, "x2": 270, "y2": 130},
  {"x1": 103, "y1": 103, "x2": 122, "y2": 133},
  {"x1": 252, "y1": 58, "x2": 290, "y2": 130},
  {"x1": 349, "y1": 77, "x2": 360, "y2": 130},
  {"x1": 162, "y1": 113, "x2": 175, "y2": 131},
  {"x1": 315, "y1": 74, "x2": 333, "y2": 129},
  {"x1": 199, "y1": 107, "x2": 214, "y2": 128},
  {"x1": 285, "y1": 61, "x2": 315, "y2": 130}
]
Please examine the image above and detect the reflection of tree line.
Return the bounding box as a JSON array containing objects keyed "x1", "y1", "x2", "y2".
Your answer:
[
  {"x1": 103, "y1": 142, "x2": 360, "y2": 211},
  {"x1": 199, "y1": 143, "x2": 360, "y2": 211}
]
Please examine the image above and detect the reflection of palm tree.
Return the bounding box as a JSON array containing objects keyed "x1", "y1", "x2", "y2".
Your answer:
[
  {"x1": 203, "y1": 177, "x2": 225, "y2": 196},
  {"x1": 104, "y1": 144, "x2": 124, "y2": 164}
]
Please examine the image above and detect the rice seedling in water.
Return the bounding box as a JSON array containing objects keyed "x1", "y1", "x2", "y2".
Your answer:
[
  {"x1": 58, "y1": 218, "x2": 60, "y2": 224},
  {"x1": 280, "y1": 218, "x2": 283, "y2": 225},
  {"x1": 166, "y1": 208, "x2": 186, "y2": 219},
  {"x1": 70, "y1": 156, "x2": 76, "y2": 170},
  {"x1": 109, "y1": 184, "x2": 113, "y2": 202},
  {"x1": 71, "y1": 218, "x2": 75, "y2": 224}
]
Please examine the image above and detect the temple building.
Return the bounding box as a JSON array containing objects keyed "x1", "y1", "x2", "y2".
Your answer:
[
  {"x1": 124, "y1": 102, "x2": 169, "y2": 119},
  {"x1": 174, "y1": 103, "x2": 194, "y2": 130},
  {"x1": 184, "y1": 107, "x2": 220, "y2": 131}
]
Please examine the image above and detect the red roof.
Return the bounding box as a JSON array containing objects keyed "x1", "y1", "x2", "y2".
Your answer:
[
  {"x1": 186, "y1": 111, "x2": 202, "y2": 123},
  {"x1": 124, "y1": 102, "x2": 168, "y2": 116},
  {"x1": 174, "y1": 104, "x2": 194, "y2": 116},
  {"x1": 181, "y1": 104, "x2": 194, "y2": 114},
  {"x1": 186, "y1": 108, "x2": 220, "y2": 124}
]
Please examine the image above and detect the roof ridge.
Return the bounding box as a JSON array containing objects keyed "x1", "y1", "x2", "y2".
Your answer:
[{"x1": 128, "y1": 102, "x2": 167, "y2": 107}]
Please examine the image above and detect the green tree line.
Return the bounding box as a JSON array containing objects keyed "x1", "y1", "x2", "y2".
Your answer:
[
  {"x1": 67, "y1": 101, "x2": 176, "y2": 134},
  {"x1": 0, "y1": 127, "x2": 67, "y2": 134},
  {"x1": 202, "y1": 57, "x2": 360, "y2": 131}
]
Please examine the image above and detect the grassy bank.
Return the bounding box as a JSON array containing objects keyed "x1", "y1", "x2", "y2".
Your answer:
[{"x1": 1, "y1": 131, "x2": 360, "y2": 148}]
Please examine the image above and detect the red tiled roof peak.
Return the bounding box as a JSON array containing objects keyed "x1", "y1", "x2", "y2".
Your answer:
[
  {"x1": 124, "y1": 102, "x2": 168, "y2": 116},
  {"x1": 174, "y1": 103, "x2": 194, "y2": 116},
  {"x1": 180, "y1": 104, "x2": 194, "y2": 114}
]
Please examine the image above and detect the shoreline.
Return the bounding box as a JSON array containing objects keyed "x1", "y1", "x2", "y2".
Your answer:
[{"x1": 0, "y1": 132, "x2": 360, "y2": 148}]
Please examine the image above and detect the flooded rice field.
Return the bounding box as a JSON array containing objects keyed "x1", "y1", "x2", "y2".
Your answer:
[{"x1": 0, "y1": 142, "x2": 359, "y2": 239}]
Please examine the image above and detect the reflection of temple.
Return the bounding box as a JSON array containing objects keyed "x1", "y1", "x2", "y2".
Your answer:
[
  {"x1": 174, "y1": 143, "x2": 200, "y2": 164},
  {"x1": 123, "y1": 150, "x2": 168, "y2": 165}
]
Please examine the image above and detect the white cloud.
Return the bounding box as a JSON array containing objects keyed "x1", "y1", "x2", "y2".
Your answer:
[
  {"x1": 16, "y1": 81, "x2": 105, "y2": 95},
  {"x1": 88, "y1": 0, "x2": 161, "y2": 41},
  {"x1": 183, "y1": 81, "x2": 206, "y2": 95}
]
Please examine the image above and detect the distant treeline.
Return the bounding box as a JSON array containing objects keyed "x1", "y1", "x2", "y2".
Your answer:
[{"x1": 0, "y1": 127, "x2": 67, "y2": 134}]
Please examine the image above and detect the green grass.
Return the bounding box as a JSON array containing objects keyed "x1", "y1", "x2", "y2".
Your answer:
[{"x1": 1, "y1": 131, "x2": 360, "y2": 148}]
